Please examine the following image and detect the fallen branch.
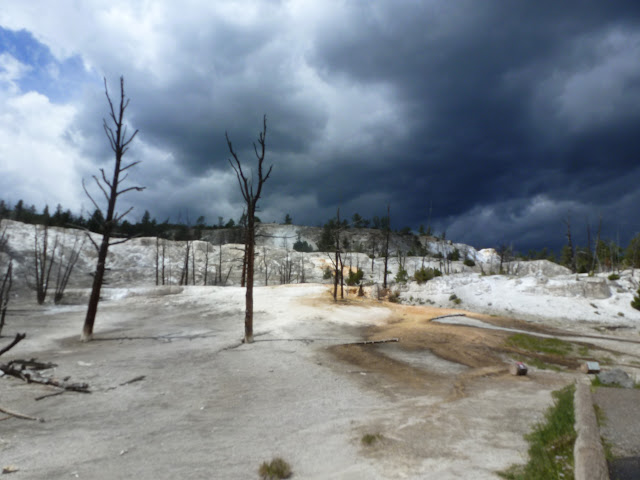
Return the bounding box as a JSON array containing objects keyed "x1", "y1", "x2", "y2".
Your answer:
[
  {"x1": 104, "y1": 375, "x2": 146, "y2": 392},
  {"x1": 6, "y1": 358, "x2": 57, "y2": 370},
  {"x1": 0, "y1": 363, "x2": 90, "y2": 394},
  {"x1": 120, "y1": 375, "x2": 145, "y2": 386},
  {"x1": 0, "y1": 405, "x2": 43, "y2": 422},
  {"x1": 0, "y1": 333, "x2": 26, "y2": 357},
  {"x1": 34, "y1": 390, "x2": 66, "y2": 401},
  {"x1": 343, "y1": 338, "x2": 399, "y2": 346}
]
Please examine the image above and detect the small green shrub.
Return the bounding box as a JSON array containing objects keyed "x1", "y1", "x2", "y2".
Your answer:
[
  {"x1": 447, "y1": 248, "x2": 460, "y2": 261},
  {"x1": 463, "y1": 258, "x2": 476, "y2": 267},
  {"x1": 449, "y1": 294, "x2": 461, "y2": 305},
  {"x1": 361, "y1": 433, "x2": 382, "y2": 446},
  {"x1": 388, "y1": 290, "x2": 401, "y2": 303},
  {"x1": 346, "y1": 268, "x2": 364, "y2": 286},
  {"x1": 414, "y1": 267, "x2": 442, "y2": 284},
  {"x1": 293, "y1": 239, "x2": 313, "y2": 252},
  {"x1": 632, "y1": 285, "x2": 640, "y2": 311},
  {"x1": 395, "y1": 266, "x2": 409, "y2": 284},
  {"x1": 258, "y1": 457, "x2": 292, "y2": 480},
  {"x1": 607, "y1": 273, "x2": 620, "y2": 281},
  {"x1": 323, "y1": 267, "x2": 333, "y2": 280}
]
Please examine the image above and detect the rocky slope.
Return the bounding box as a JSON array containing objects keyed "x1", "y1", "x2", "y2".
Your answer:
[{"x1": 2, "y1": 219, "x2": 639, "y2": 328}]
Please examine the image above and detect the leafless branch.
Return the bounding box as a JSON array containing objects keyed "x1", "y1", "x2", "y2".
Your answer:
[
  {"x1": 82, "y1": 229, "x2": 100, "y2": 252},
  {"x1": 100, "y1": 168, "x2": 113, "y2": 189},
  {"x1": 120, "y1": 160, "x2": 141, "y2": 172},
  {"x1": 114, "y1": 205, "x2": 135, "y2": 223},
  {"x1": 82, "y1": 179, "x2": 103, "y2": 214},
  {"x1": 93, "y1": 175, "x2": 110, "y2": 203},
  {"x1": 0, "y1": 333, "x2": 25, "y2": 357},
  {"x1": 108, "y1": 236, "x2": 137, "y2": 246},
  {"x1": 117, "y1": 186, "x2": 145, "y2": 197}
]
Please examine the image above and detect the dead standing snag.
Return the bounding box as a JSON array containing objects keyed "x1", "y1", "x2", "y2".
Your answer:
[
  {"x1": 226, "y1": 115, "x2": 272, "y2": 344},
  {"x1": 82, "y1": 77, "x2": 144, "y2": 341}
]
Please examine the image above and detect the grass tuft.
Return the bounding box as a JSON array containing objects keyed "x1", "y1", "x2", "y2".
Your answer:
[
  {"x1": 505, "y1": 334, "x2": 573, "y2": 357},
  {"x1": 258, "y1": 457, "x2": 292, "y2": 479},
  {"x1": 361, "y1": 433, "x2": 383, "y2": 446},
  {"x1": 498, "y1": 384, "x2": 576, "y2": 480}
]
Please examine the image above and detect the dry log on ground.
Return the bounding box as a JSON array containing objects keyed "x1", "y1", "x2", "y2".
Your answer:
[
  {"x1": 0, "y1": 405, "x2": 43, "y2": 422},
  {"x1": 344, "y1": 338, "x2": 399, "y2": 346},
  {"x1": 0, "y1": 361, "x2": 90, "y2": 394}
]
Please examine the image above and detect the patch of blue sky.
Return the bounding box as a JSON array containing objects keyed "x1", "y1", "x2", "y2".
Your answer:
[{"x1": 0, "y1": 26, "x2": 97, "y2": 102}]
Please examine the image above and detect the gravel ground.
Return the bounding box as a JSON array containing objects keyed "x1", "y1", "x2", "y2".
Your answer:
[{"x1": 0, "y1": 285, "x2": 571, "y2": 479}]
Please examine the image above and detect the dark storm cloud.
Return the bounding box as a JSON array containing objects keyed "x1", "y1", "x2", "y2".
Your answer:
[
  {"x1": 5, "y1": 1, "x2": 640, "y2": 252},
  {"x1": 295, "y1": 1, "x2": 640, "y2": 250}
]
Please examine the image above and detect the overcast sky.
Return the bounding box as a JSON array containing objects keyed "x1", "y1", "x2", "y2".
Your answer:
[{"x1": 1, "y1": 1, "x2": 640, "y2": 252}]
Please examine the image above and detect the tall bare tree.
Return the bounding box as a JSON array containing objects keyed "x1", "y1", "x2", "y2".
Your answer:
[
  {"x1": 54, "y1": 231, "x2": 85, "y2": 304},
  {"x1": 563, "y1": 215, "x2": 576, "y2": 273},
  {"x1": 33, "y1": 225, "x2": 58, "y2": 304},
  {"x1": 0, "y1": 261, "x2": 12, "y2": 337},
  {"x1": 382, "y1": 205, "x2": 391, "y2": 289},
  {"x1": 226, "y1": 115, "x2": 272, "y2": 343},
  {"x1": 81, "y1": 77, "x2": 144, "y2": 341}
]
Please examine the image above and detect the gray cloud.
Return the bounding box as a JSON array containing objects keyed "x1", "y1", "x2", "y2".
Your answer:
[{"x1": 2, "y1": 1, "x2": 640, "y2": 252}]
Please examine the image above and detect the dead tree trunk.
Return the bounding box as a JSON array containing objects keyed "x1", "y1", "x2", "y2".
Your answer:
[
  {"x1": 226, "y1": 115, "x2": 272, "y2": 344},
  {"x1": 54, "y1": 232, "x2": 84, "y2": 304},
  {"x1": 0, "y1": 261, "x2": 13, "y2": 336},
  {"x1": 192, "y1": 243, "x2": 197, "y2": 284},
  {"x1": 180, "y1": 241, "x2": 191, "y2": 285},
  {"x1": 592, "y1": 216, "x2": 603, "y2": 274},
  {"x1": 383, "y1": 205, "x2": 391, "y2": 289},
  {"x1": 203, "y1": 243, "x2": 210, "y2": 285},
  {"x1": 161, "y1": 239, "x2": 166, "y2": 285},
  {"x1": 262, "y1": 246, "x2": 271, "y2": 286},
  {"x1": 333, "y1": 209, "x2": 343, "y2": 300},
  {"x1": 299, "y1": 254, "x2": 306, "y2": 283},
  {"x1": 240, "y1": 214, "x2": 247, "y2": 287},
  {"x1": 82, "y1": 76, "x2": 144, "y2": 341},
  {"x1": 564, "y1": 215, "x2": 576, "y2": 273},
  {"x1": 33, "y1": 225, "x2": 58, "y2": 305}
]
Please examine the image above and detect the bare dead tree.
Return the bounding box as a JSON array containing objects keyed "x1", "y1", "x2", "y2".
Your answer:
[
  {"x1": 0, "y1": 261, "x2": 13, "y2": 336},
  {"x1": 33, "y1": 225, "x2": 59, "y2": 305},
  {"x1": 179, "y1": 241, "x2": 191, "y2": 285},
  {"x1": 239, "y1": 210, "x2": 247, "y2": 287},
  {"x1": 81, "y1": 76, "x2": 144, "y2": 341},
  {"x1": 382, "y1": 205, "x2": 391, "y2": 289},
  {"x1": 279, "y1": 237, "x2": 294, "y2": 284},
  {"x1": 298, "y1": 253, "x2": 306, "y2": 284},
  {"x1": 155, "y1": 237, "x2": 160, "y2": 285},
  {"x1": 370, "y1": 234, "x2": 377, "y2": 273},
  {"x1": 226, "y1": 115, "x2": 272, "y2": 343},
  {"x1": 203, "y1": 242, "x2": 210, "y2": 285},
  {"x1": 591, "y1": 215, "x2": 603, "y2": 273},
  {"x1": 215, "y1": 238, "x2": 226, "y2": 285},
  {"x1": 564, "y1": 215, "x2": 576, "y2": 273},
  {"x1": 323, "y1": 208, "x2": 347, "y2": 301},
  {"x1": 191, "y1": 242, "x2": 197, "y2": 285},
  {"x1": 0, "y1": 225, "x2": 8, "y2": 253},
  {"x1": 161, "y1": 239, "x2": 166, "y2": 285},
  {"x1": 54, "y1": 231, "x2": 85, "y2": 304},
  {"x1": 262, "y1": 246, "x2": 273, "y2": 286}
]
